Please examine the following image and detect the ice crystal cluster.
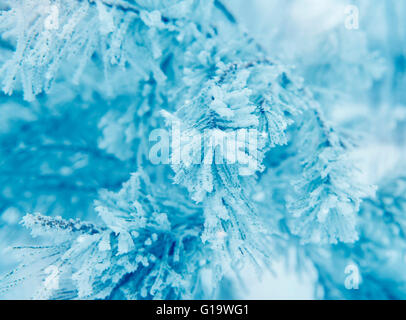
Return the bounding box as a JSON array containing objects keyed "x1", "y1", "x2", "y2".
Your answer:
[{"x1": 0, "y1": 0, "x2": 405, "y2": 299}]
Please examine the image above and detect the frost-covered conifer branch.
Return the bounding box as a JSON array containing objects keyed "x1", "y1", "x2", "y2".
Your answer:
[
  {"x1": 283, "y1": 110, "x2": 376, "y2": 243},
  {"x1": 0, "y1": 0, "x2": 396, "y2": 300},
  {"x1": 306, "y1": 175, "x2": 406, "y2": 299},
  {"x1": 1, "y1": 172, "x2": 212, "y2": 299}
]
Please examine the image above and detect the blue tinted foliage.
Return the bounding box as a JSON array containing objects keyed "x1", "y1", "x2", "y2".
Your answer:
[{"x1": 0, "y1": 0, "x2": 405, "y2": 299}]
